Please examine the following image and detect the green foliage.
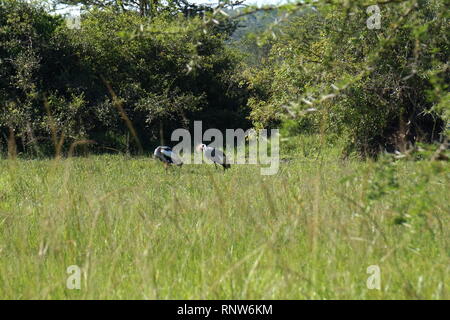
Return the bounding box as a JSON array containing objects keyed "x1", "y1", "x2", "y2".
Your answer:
[
  {"x1": 0, "y1": 0, "x2": 250, "y2": 155},
  {"x1": 0, "y1": 1, "x2": 448, "y2": 300},
  {"x1": 0, "y1": 142, "x2": 448, "y2": 298},
  {"x1": 244, "y1": 1, "x2": 449, "y2": 156},
  {"x1": 339, "y1": 150, "x2": 449, "y2": 230}
]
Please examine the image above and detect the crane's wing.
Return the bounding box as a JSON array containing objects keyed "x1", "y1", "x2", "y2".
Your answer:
[
  {"x1": 154, "y1": 146, "x2": 170, "y2": 158},
  {"x1": 204, "y1": 147, "x2": 217, "y2": 163},
  {"x1": 211, "y1": 148, "x2": 227, "y2": 165},
  {"x1": 161, "y1": 148, "x2": 183, "y2": 165}
]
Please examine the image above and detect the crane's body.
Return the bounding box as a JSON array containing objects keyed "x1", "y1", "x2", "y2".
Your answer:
[
  {"x1": 154, "y1": 146, "x2": 183, "y2": 168},
  {"x1": 199, "y1": 144, "x2": 230, "y2": 170}
]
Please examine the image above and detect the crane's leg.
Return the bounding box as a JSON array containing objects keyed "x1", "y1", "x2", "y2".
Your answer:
[{"x1": 214, "y1": 163, "x2": 217, "y2": 169}]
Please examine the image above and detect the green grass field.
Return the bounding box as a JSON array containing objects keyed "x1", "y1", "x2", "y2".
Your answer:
[{"x1": 0, "y1": 139, "x2": 448, "y2": 299}]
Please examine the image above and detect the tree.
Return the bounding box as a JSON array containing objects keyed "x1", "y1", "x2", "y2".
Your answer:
[
  {"x1": 245, "y1": 0, "x2": 449, "y2": 156},
  {"x1": 57, "y1": 0, "x2": 155, "y2": 16},
  {"x1": 0, "y1": 0, "x2": 251, "y2": 155}
]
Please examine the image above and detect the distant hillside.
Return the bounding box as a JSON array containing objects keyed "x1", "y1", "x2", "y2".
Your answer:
[
  {"x1": 224, "y1": 7, "x2": 281, "y2": 66},
  {"x1": 229, "y1": 8, "x2": 279, "y2": 42}
]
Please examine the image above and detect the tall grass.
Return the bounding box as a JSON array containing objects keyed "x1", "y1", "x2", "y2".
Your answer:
[{"x1": 0, "y1": 137, "x2": 448, "y2": 299}]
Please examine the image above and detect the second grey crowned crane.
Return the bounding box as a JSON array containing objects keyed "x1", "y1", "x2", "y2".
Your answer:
[
  {"x1": 154, "y1": 146, "x2": 183, "y2": 169},
  {"x1": 199, "y1": 144, "x2": 231, "y2": 171}
]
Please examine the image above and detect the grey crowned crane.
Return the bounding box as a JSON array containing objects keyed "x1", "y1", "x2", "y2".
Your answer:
[
  {"x1": 154, "y1": 146, "x2": 183, "y2": 169},
  {"x1": 198, "y1": 144, "x2": 231, "y2": 171}
]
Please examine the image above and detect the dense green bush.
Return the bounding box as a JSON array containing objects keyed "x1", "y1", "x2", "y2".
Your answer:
[
  {"x1": 1, "y1": 0, "x2": 448, "y2": 158},
  {"x1": 0, "y1": 0, "x2": 250, "y2": 156},
  {"x1": 245, "y1": 0, "x2": 449, "y2": 156}
]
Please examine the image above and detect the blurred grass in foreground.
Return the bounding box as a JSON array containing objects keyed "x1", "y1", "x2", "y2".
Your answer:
[{"x1": 0, "y1": 137, "x2": 448, "y2": 299}]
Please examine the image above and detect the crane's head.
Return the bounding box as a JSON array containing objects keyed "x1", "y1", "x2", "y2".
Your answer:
[{"x1": 196, "y1": 144, "x2": 206, "y2": 152}]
